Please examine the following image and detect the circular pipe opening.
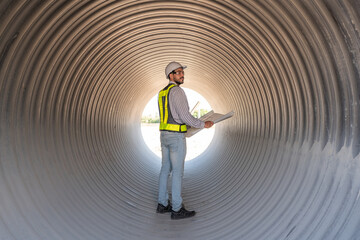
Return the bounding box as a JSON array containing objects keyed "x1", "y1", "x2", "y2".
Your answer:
[
  {"x1": 0, "y1": 1, "x2": 359, "y2": 240},
  {"x1": 141, "y1": 88, "x2": 215, "y2": 161}
]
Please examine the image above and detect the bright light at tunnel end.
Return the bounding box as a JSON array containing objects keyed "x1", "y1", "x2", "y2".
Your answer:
[{"x1": 141, "y1": 88, "x2": 215, "y2": 161}]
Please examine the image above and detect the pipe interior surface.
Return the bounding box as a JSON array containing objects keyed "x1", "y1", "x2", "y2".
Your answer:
[{"x1": 1, "y1": 1, "x2": 360, "y2": 239}]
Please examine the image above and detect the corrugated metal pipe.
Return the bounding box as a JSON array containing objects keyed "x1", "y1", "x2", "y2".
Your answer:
[{"x1": 1, "y1": 1, "x2": 360, "y2": 239}]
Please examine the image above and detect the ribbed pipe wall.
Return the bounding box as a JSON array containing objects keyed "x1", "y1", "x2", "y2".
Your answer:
[{"x1": 1, "y1": 1, "x2": 360, "y2": 239}]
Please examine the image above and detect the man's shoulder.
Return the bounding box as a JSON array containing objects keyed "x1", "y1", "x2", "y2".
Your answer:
[{"x1": 169, "y1": 85, "x2": 185, "y2": 95}]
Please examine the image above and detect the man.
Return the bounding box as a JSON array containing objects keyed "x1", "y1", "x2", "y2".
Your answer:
[{"x1": 156, "y1": 61, "x2": 214, "y2": 220}]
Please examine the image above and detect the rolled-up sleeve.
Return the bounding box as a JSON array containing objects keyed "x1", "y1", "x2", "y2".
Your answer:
[{"x1": 169, "y1": 87, "x2": 205, "y2": 129}]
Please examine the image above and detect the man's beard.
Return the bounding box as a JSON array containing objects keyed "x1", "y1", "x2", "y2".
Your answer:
[{"x1": 175, "y1": 78, "x2": 184, "y2": 85}]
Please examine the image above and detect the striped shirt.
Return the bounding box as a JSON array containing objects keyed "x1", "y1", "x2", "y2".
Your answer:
[{"x1": 167, "y1": 81, "x2": 205, "y2": 129}]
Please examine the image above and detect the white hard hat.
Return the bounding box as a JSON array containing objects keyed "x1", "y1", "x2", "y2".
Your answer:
[{"x1": 165, "y1": 61, "x2": 187, "y2": 79}]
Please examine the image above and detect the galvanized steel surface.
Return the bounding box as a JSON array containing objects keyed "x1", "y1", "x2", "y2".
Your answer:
[{"x1": 0, "y1": 1, "x2": 359, "y2": 239}]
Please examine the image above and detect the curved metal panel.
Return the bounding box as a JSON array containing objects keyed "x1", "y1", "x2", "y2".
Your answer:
[{"x1": 0, "y1": 1, "x2": 359, "y2": 239}]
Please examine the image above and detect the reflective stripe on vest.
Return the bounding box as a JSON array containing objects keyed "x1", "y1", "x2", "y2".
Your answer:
[{"x1": 158, "y1": 84, "x2": 187, "y2": 133}]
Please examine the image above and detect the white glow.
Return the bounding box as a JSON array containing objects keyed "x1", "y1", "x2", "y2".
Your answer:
[{"x1": 141, "y1": 88, "x2": 215, "y2": 161}]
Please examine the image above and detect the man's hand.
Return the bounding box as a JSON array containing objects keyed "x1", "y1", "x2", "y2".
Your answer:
[{"x1": 204, "y1": 121, "x2": 214, "y2": 128}]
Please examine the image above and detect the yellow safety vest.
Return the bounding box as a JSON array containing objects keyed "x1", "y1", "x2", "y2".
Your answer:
[{"x1": 158, "y1": 84, "x2": 187, "y2": 133}]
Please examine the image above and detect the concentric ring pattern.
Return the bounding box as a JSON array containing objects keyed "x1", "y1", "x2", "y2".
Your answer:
[{"x1": 1, "y1": 1, "x2": 360, "y2": 239}]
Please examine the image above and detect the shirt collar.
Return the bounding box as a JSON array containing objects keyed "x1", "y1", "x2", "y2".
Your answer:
[{"x1": 169, "y1": 81, "x2": 177, "y2": 85}]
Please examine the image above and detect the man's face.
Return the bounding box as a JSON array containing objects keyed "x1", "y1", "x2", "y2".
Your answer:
[{"x1": 170, "y1": 67, "x2": 185, "y2": 85}]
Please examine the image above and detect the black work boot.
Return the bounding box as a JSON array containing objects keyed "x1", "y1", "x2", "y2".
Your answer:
[
  {"x1": 156, "y1": 201, "x2": 172, "y2": 213},
  {"x1": 171, "y1": 207, "x2": 196, "y2": 220}
]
